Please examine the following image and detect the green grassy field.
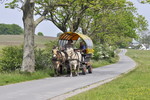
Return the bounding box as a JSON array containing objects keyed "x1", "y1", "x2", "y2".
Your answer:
[
  {"x1": 0, "y1": 35, "x2": 57, "y2": 49},
  {"x1": 67, "y1": 49, "x2": 150, "y2": 100}
]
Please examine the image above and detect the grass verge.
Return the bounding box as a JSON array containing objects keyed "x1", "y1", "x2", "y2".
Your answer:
[
  {"x1": 67, "y1": 49, "x2": 150, "y2": 100},
  {"x1": 0, "y1": 69, "x2": 54, "y2": 86},
  {"x1": 92, "y1": 56, "x2": 119, "y2": 68}
]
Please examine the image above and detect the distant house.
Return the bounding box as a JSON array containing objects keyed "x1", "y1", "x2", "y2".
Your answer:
[
  {"x1": 129, "y1": 39, "x2": 140, "y2": 49},
  {"x1": 131, "y1": 39, "x2": 140, "y2": 46}
]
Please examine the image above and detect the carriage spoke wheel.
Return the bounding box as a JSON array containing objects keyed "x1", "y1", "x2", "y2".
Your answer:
[
  {"x1": 88, "y1": 65, "x2": 92, "y2": 73},
  {"x1": 82, "y1": 65, "x2": 87, "y2": 75}
]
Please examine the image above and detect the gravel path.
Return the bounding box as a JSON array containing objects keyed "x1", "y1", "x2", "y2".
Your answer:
[{"x1": 0, "y1": 49, "x2": 136, "y2": 100}]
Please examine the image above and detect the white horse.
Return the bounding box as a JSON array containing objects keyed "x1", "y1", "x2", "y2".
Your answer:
[{"x1": 65, "y1": 47, "x2": 82, "y2": 77}]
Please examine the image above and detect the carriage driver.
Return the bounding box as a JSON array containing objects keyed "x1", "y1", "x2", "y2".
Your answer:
[{"x1": 64, "y1": 40, "x2": 73, "y2": 50}]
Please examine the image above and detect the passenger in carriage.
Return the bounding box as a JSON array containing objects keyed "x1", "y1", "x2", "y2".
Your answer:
[
  {"x1": 79, "y1": 41, "x2": 86, "y2": 61},
  {"x1": 79, "y1": 41, "x2": 86, "y2": 54}
]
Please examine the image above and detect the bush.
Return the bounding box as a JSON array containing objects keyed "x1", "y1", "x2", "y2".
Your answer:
[
  {"x1": 0, "y1": 46, "x2": 23, "y2": 71},
  {"x1": 35, "y1": 40, "x2": 57, "y2": 70},
  {"x1": 93, "y1": 43, "x2": 116, "y2": 61},
  {"x1": 35, "y1": 49, "x2": 52, "y2": 70},
  {"x1": 0, "y1": 40, "x2": 57, "y2": 72}
]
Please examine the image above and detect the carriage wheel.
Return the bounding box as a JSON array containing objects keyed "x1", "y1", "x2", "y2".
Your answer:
[
  {"x1": 67, "y1": 67, "x2": 70, "y2": 74},
  {"x1": 59, "y1": 65, "x2": 63, "y2": 74},
  {"x1": 82, "y1": 65, "x2": 86, "y2": 75},
  {"x1": 88, "y1": 65, "x2": 92, "y2": 73}
]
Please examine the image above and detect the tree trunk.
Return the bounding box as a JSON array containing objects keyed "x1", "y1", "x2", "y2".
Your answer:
[{"x1": 21, "y1": 1, "x2": 35, "y2": 72}]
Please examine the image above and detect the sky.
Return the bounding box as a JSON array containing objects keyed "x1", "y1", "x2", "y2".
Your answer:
[{"x1": 0, "y1": 0, "x2": 150, "y2": 37}]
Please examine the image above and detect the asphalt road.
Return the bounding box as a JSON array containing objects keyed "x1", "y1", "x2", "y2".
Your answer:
[{"x1": 0, "y1": 49, "x2": 136, "y2": 100}]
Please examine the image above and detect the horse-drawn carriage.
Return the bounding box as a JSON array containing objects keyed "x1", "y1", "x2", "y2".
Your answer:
[{"x1": 52, "y1": 32, "x2": 94, "y2": 76}]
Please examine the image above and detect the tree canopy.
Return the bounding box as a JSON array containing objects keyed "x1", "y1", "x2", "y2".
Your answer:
[{"x1": 34, "y1": 0, "x2": 148, "y2": 46}]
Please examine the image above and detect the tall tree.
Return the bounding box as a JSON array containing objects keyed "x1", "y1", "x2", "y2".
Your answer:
[
  {"x1": 21, "y1": 0, "x2": 35, "y2": 72},
  {"x1": 5, "y1": 0, "x2": 48, "y2": 72},
  {"x1": 5, "y1": 0, "x2": 74, "y2": 72}
]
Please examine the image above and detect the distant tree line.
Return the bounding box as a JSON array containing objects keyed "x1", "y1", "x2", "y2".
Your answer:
[
  {"x1": 37, "y1": 32, "x2": 44, "y2": 36},
  {"x1": 0, "y1": 23, "x2": 23, "y2": 35}
]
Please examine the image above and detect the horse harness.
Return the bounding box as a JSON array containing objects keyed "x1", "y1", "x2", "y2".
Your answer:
[
  {"x1": 52, "y1": 49, "x2": 80, "y2": 63},
  {"x1": 68, "y1": 51, "x2": 80, "y2": 62},
  {"x1": 52, "y1": 51, "x2": 65, "y2": 62}
]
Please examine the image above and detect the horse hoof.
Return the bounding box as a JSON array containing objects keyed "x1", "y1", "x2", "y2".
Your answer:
[
  {"x1": 70, "y1": 75, "x2": 72, "y2": 77},
  {"x1": 54, "y1": 74, "x2": 59, "y2": 77},
  {"x1": 54, "y1": 75, "x2": 57, "y2": 77}
]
